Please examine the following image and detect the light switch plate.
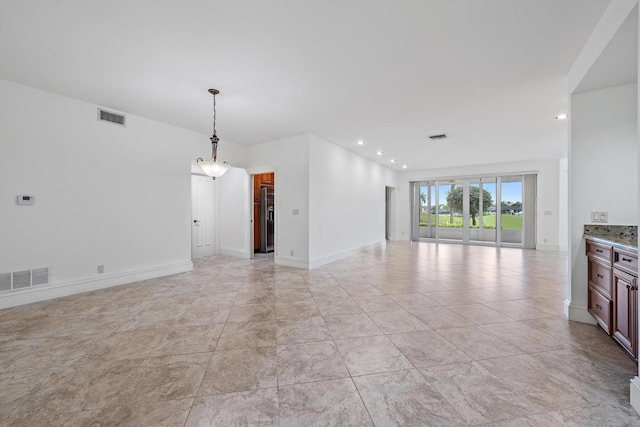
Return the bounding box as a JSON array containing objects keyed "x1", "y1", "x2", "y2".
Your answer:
[{"x1": 591, "y1": 211, "x2": 609, "y2": 223}]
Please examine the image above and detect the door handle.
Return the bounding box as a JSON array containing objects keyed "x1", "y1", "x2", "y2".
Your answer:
[{"x1": 193, "y1": 220, "x2": 200, "y2": 224}]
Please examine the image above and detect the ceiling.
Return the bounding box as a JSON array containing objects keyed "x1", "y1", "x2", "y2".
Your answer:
[
  {"x1": 574, "y1": 4, "x2": 638, "y2": 94},
  {"x1": 0, "y1": 0, "x2": 612, "y2": 171}
]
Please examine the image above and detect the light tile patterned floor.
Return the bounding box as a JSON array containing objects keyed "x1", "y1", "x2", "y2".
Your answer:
[{"x1": 1, "y1": 242, "x2": 639, "y2": 426}]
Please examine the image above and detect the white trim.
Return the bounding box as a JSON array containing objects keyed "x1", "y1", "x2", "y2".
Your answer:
[
  {"x1": 0, "y1": 261, "x2": 193, "y2": 310},
  {"x1": 274, "y1": 241, "x2": 388, "y2": 270},
  {"x1": 219, "y1": 248, "x2": 251, "y2": 260},
  {"x1": 275, "y1": 256, "x2": 309, "y2": 269},
  {"x1": 630, "y1": 377, "x2": 640, "y2": 415},
  {"x1": 564, "y1": 298, "x2": 597, "y2": 324},
  {"x1": 308, "y1": 241, "x2": 386, "y2": 270}
]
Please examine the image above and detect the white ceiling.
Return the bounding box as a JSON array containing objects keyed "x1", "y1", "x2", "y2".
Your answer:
[
  {"x1": 574, "y1": 4, "x2": 638, "y2": 94},
  {"x1": 0, "y1": 0, "x2": 612, "y2": 170}
]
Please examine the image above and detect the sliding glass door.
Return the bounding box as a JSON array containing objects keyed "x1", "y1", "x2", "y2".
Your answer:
[
  {"x1": 418, "y1": 182, "x2": 436, "y2": 239},
  {"x1": 500, "y1": 175, "x2": 523, "y2": 245},
  {"x1": 437, "y1": 179, "x2": 464, "y2": 242},
  {"x1": 412, "y1": 174, "x2": 536, "y2": 248},
  {"x1": 469, "y1": 178, "x2": 497, "y2": 244}
]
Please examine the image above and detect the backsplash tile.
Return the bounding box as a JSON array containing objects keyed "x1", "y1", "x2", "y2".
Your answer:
[{"x1": 584, "y1": 225, "x2": 637, "y2": 238}]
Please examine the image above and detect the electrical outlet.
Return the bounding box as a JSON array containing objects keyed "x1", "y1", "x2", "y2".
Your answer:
[{"x1": 97, "y1": 265, "x2": 104, "y2": 274}]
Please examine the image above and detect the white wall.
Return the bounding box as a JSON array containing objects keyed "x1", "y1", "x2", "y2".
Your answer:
[
  {"x1": 568, "y1": 83, "x2": 638, "y2": 321},
  {"x1": 218, "y1": 167, "x2": 251, "y2": 258},
  {"x1": 559, "y1": 158, "x2": 569, "y2": 251},
  {"x1": 0, "y1": 79, "x2": 246, "y2": 308},
  {"x1": 396, "y1": 159, "x2": 562, "y2": 249},
  {"x1": 247, "y1": 135, "x2": 310, "y2": 267},
  {"x1": 308, "y1": 135, "x2": 397, "y2": 268}
]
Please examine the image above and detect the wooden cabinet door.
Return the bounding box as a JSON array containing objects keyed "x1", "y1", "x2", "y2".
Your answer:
[{"x1": 612, "y1": 268, "x2": 637, "y2": 358}]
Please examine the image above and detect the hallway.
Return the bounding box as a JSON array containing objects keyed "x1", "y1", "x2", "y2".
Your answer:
[{"x1": 0, "y1": 242, "x2": 638, "y2": 426}]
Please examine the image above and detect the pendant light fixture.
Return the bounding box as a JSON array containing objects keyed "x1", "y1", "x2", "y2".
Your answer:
[{"x1": 197, "y1": 89, "x2": 231, "y2": 179}]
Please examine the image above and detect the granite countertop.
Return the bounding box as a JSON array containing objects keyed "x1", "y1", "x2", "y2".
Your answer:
[{"x1": 584, "y1": 225, "x2": 638, "y2": 253}]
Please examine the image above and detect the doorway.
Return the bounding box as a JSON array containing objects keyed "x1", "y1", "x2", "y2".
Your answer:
[
  {"x1": 253, "y1": 173, "x2": 275, "y2": 253},
  {"x1": 385, "y1": 186, "x2": 395, "y2": 240},
  {"x1": 191, "y1": 174, "x2": 215, "y2": 258}
]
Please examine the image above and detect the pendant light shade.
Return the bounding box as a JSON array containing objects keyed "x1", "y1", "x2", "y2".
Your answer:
[{"x1": 197, "y1": 89, "x2": 230, "y2": 179}]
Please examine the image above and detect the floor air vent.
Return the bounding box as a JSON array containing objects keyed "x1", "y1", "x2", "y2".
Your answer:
[
  {"x1": 98, "y1": 108, "x2": 126, "y2": 126},
  {"x1": 0, "y1": 267, "x2": 50, "y2": 292}
]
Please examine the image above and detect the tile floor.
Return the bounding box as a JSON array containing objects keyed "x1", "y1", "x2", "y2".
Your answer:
[{"x1": 1, "y1": 242, "x2": 639, "y2": 426}]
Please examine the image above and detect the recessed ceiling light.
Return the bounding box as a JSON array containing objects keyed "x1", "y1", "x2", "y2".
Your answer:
[
  {"x1": 390, "y1": 159, "x2": 396, "y2": 163},
  {"x1": 402, "y1": 165, "x2": 407, "y2": 169},
  {"x1": 376, "y1": 151, "x2": 383, "y2": 156},
  {"x1": 357, "y1": 140, "x2": 365, "y2": 145},
  {"x1": 556, "y1": 114, "x2": 568, "y2": 120}
]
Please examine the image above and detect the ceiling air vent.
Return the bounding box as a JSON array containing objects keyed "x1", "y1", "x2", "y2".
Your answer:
[
  {"x1": 98, "y1": 108, "x2": 126, "y2": 126},
  {"x1": 429, "y1": 134, "x2": 447, "y2": 141}
]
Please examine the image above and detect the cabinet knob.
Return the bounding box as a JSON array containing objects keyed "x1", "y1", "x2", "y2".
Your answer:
[
  {"x1": 597, "y1": 274, "x2": 604, "y2": 279},
  {"x1": 596, "y1": 249, "x2": 603, "y2": 253},
  {"x1": 595, "y1": 304, "x2": 602, "y2": 310}
]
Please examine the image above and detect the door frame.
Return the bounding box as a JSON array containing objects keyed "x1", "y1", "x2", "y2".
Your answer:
[
  {"x1": 248, "y1": 167, "x2": 277, "y2": 260},
  {"x1": 385, "y1": 186, "x2": 396, "y2": 240}
]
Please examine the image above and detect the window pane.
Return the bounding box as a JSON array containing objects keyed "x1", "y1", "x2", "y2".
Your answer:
[
  {"x1": 501, "y1": 175, "x2": 522, "y2": 244},
  {"x1": 471, "y1": 178, "x2": 496, "y2": 243},
  {"x1": 418, "y1": 183, "x2": 436, "y2": 238},
  {"x1": 438, "y1": 179, "x2": 463, "y2": 241}
]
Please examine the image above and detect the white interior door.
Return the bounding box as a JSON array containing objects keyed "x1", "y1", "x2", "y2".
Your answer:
[{"x1": 191, "y1": 174, "x2": 215, "y2": 258}]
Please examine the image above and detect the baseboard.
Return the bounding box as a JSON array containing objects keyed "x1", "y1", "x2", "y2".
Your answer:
[
  {"x1": 308, "y1": 240, "x2": 386, "y2": 270},
  {"x1": 536, "y1": 244, "x2": 561, "y2": 251},
  {"x1": 275, "y1": 256, "x2": 309, "y2": 269},
  {"x1": 630, "y1": 377, "x2": 640, "y2": 416},
  {"x1": 564, "y1": 299, "x2": 597, "y2": 324},
  {"x1": 0, "y1": 261, "x2": 193, "y2": 310},
  {"x1": 219, "y1": 248, "x2": 251, "y2": 260},
  {"x1": 273, "y1": 241, "x2": 388, "y2": 270}
]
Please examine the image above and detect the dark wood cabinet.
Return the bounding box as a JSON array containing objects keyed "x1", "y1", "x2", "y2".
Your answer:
[
  {"x1": 612, "y1": 255, "x2": 638, "y2": 359},
  {"x1": 589, "y1": 285, "x2": 612, "y2": 333},
  {"x1": 586, "y1": 240, "x2": 638, "y2": 360}
]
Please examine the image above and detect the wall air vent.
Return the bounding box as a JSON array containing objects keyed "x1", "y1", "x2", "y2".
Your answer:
[
  {"x1": 428, "y1": 134, "x2": 447, "y2": 141},
  {"x1": 0, "y1": 267, "x2": 51, "y2": 293},
  {"x1": 98, "y1": 108, "x2": 126, "y2": 126}
]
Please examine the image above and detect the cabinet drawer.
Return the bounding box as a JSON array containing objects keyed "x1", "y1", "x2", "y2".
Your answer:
[
  {"x1": 614, "y1": 248, "x2": 638, "y2": 276},
  {"x1": 588, "y1": 286, "x2": 612, "y2": 334},
  {"x1": 586, "y1": 240, "x2": 612, "y2": 264},
  {"x1": 588, "y1": 258, "x2": 612, "y2": 298}
]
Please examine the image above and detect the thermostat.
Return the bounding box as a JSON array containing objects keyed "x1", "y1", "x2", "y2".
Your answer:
[{"x1": 17, "y1": 195, "x2": 34, "y2": 205}]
